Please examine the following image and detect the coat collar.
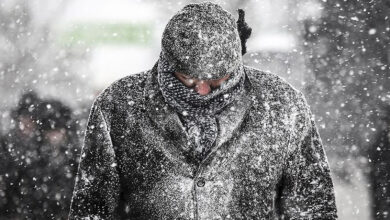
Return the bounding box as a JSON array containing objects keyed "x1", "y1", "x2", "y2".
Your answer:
[{"x1": 143, "y1": 63, "x2": 254, "y2": 166}]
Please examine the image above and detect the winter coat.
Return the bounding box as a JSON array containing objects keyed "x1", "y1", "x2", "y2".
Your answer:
[{"x1": 69, "y1": 64, "x2": 338, "y2": 219}]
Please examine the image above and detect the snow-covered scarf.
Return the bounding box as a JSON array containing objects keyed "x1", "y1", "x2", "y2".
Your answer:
[{"x1": 157, "y1": 54, "x2": 246, "y2": 161}]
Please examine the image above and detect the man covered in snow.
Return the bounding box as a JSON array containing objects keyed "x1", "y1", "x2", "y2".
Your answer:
[{"x1": 69, "y1": 2, "x2": 337, "y2": 219}]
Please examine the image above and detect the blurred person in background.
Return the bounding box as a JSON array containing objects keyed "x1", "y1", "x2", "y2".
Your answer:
[
  {"x1": 69, "y1": 2, "x2": 337, "y2": 219},
  {"x1": 0, "y1": 92, "x2": 80, "y2": 219},
  {"x1": 0, "y1": 91, "x2": 41, "y2": 218}
]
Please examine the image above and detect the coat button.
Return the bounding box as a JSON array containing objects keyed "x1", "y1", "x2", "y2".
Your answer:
[{"x1": 197, "y1": 177, "x2": 205, "y2": 187}]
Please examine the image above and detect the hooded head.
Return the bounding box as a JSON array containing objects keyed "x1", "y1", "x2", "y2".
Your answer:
[{"x1": 160, "y1": 2, "x2": 242, "y2": 80}]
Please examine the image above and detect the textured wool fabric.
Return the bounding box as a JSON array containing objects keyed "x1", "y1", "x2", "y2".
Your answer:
[
  {"x1": 157, "y1": 54, "x2": 246, "y2": 161},
  {"x1": 161, "y1": 2, "x2": 242, "y2": 80}
]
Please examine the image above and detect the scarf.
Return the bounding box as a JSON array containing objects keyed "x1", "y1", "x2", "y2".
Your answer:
[{"x1": 157, "y1": 54, "x2": 246, "y2": 162}]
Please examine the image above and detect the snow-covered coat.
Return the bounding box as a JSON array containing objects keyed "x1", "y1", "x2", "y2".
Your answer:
[{"x1": 69, "y1": 63, "x2": 337, "y2": 220}]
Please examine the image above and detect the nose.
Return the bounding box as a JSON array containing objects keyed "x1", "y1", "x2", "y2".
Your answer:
[{"x1": 194, "y1": 80, "x2": 211, "y2": 95}]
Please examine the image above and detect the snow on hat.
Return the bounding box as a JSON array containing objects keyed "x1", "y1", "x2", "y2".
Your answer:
[{"x1": 161, "y1": 2, "x2": 242, "y2": 80}]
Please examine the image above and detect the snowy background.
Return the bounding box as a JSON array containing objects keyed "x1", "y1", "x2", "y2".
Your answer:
[{"x1": 1, "y1": 0, "x2": 389, "y2": 219}]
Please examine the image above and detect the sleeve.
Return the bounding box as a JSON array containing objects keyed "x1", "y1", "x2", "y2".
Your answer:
[
  {"x1": 68, "y1": 99, "x2": 120, "y2": 220},
  {"x1": 278, "y1": 93, "x2": 338, "y2": 219}
]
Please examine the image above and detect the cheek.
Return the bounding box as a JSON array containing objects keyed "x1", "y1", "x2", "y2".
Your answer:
[
  {"x1": 210, "y1": 79, "x2": 225, "y2": 88},
  {"x1": 181, "y1": 79, "x2": 196, "y2": 87}
]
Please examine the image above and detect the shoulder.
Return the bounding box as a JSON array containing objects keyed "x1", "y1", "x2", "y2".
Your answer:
[
  {"x1": 90, "y1": 70, "x2": 152, "y2": 120},
  {"x1": 244, "y1": 66, "x2": 308, "y2": 110},
  {"x1": 244, "y1": 66, "x2": 303, "y2": 101},
  {"x1": 98, "y1": 70, "x2": 150, "y2": 104},
  {"x1": 244, "y1": 66, "x2": 314, "y2": 149},
  {"x1": 244, "y1": 66, "x2": 312, "y2": 131}
]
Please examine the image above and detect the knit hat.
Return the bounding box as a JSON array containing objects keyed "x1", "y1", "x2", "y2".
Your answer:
[{"x1": 161, "y1": 2, "x2": 242, "y2": 80}]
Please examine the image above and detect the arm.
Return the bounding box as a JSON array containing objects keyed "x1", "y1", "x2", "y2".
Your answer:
[
  {"x1": 278, "y1": 93, "x2": 338, "y2": 219},
  {"x1": 69, "y1": 98, "x2": 120, "y2": 220}
]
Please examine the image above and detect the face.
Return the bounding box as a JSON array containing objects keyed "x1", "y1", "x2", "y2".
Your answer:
[
  {"x1": 18, "y1": 115, "x2": 36, "y2": 137},
  {"x1": 174, "y1": 72, "x2": 230, "y2": 95}
]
